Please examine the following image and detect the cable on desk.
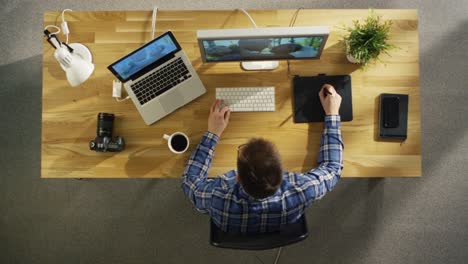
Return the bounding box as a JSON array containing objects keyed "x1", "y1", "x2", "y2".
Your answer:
[
  {"x1": 44, "y1": 9, "x2": 72, "y2": 44},
  {"x1": 287, "y1": 7, "x2": 304, "y2": 78},
  {"x1": 238, "y1": 8, "x2": 258, "y2": 28},
  {"x1": 151, "y1": 6, "x2": 158, "y2": 40},
  {"x1": 44, "y1": 25, "x2": 61, "y2": 35},
  {"x1": 61, "y1": 9, "x2": 72, "y2": 44},
  {"x1": 289, "y1": 7, "x2": 303, "y2": 27},
  {"x1": 115, "y1": 96, "x2": 130, "y2": 102},
  {"x1": 400, "y1": 139, "x2": 407, "y2": 146}
]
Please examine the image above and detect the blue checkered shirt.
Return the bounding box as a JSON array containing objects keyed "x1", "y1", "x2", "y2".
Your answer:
[{"x1": 182, "y1": 115, "x2": 343, "y2": 233}]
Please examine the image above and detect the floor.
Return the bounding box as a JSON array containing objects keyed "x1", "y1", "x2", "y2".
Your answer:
[{"x1": 1, "y1": 0, "x2": 467, "y2": 263}]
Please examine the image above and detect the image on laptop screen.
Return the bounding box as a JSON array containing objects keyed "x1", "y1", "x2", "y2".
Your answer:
[
  {"x1": 111, "y1": 34, "x2": 178, "y2": 80},
  {"x1": 201, "y1": 36, "x2": 324, "y2": 62}
]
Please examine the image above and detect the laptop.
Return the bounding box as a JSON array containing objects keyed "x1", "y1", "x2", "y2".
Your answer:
[{"x1": 108, "y1": 31, "x2": 206, "y2": 125}]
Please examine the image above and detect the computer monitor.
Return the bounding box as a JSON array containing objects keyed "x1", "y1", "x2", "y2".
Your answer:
[{"x1": 197, "y1": 26, "x2": 329, "y2": 70}]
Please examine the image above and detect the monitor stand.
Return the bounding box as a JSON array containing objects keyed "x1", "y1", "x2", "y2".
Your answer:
[{"x1": 241, "y1": 61, "x2": 279, "y2": 71}]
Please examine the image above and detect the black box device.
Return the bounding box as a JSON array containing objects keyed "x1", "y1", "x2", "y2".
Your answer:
[{"x1": 379, "y1": 93, "x2": 409, "y2": 140}]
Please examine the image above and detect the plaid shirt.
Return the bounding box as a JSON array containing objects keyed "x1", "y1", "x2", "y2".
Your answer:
[{"x1": 181, "y1": 115, "x2": 343, "y2": 233}]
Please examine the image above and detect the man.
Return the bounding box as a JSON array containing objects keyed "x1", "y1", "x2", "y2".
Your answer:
[{"x1": 182, "y1": 84, "x2": 343, "y2": 233}]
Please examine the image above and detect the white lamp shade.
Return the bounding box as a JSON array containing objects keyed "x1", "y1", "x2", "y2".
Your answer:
[
  {"x1": 65, "y1": 56, "x2": 95, "y2": 87},
  {"x1": 54, "y1": 43, "x2": 95, "y2": 87}
]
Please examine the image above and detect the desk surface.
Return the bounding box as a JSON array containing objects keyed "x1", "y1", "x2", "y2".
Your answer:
[{"x1": 42, "y1": 9, "x2": 421, "y2": 178}]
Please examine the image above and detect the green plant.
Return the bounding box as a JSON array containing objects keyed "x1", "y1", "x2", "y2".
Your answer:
[{"x1": 344, "y1": 10, "x2": 396, "y2": 66}]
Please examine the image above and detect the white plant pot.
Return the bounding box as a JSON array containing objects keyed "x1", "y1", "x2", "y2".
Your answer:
[{"x1": 346, "y1": 53, "x2": 360, "y2": 64}]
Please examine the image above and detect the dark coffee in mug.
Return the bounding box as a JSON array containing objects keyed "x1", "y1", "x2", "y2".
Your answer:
[{"x1": 171, "y1": 134, "x2": 188, "y2": 152}]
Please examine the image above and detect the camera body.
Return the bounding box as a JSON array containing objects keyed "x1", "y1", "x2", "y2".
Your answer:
[{"x1": 89, "y1": 113, "x2": 125, "y2": 152}]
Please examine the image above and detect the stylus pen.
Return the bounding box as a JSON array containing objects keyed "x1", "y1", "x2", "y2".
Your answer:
[{"x1": 324, "y1": 88, "x2": 332, "y2": 95}]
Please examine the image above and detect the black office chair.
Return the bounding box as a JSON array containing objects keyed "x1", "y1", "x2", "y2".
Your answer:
[{"x1": 210, "y1": 215, "x2": 308, "y2": 263}]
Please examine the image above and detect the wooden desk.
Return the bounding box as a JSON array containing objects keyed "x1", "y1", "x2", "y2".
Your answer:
[{"x1": 42, "y1": 10, "x2": 421, "y2": 178}]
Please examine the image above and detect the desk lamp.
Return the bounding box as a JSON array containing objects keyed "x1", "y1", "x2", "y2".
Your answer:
[{"x1": 44, "y1": 29, "x2": 94, "y2": 87}]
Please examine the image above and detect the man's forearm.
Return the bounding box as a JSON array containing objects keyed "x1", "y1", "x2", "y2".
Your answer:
[
  {"x1": 290, "y1": 115, "x2": 344, "y2": 204},
  {"x1": 318, "y1": 115, "x2": 344, "y2": 173},
  {"x1": 181, "y1": 131, "x2": 219, "y2": 211},
  {"x1": 181, "y1": 131, "x2": 218, "y2": 201},
  {"x1": 183, "y1": 131, "x2": 219, "y2": 180}
]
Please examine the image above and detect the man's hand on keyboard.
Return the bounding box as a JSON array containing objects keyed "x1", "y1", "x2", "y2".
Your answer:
[{"x1": 208, "y1": 99, "x2": 231, "y2": 137}]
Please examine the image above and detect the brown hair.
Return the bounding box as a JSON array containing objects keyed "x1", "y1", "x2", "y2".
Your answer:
[{"x1": 237, "y1": 138, "x2": 283, "y2": 199}]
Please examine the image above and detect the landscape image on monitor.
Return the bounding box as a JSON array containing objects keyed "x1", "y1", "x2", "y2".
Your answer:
[{"x1": 202, "y1": 36, "x2": 324, "y2": 62}]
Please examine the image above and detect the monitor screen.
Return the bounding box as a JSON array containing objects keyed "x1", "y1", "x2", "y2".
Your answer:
[
  {"x1": 110, "y1": 34, "x2": 179, "y2": 81},
  {"x1": 201, "y1": 36, "x2": 325, "y2": 62}
]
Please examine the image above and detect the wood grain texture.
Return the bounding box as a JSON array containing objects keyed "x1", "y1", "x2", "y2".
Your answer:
[{"x1": 42, "y1": 10, "x2": 421, "y2": 178}]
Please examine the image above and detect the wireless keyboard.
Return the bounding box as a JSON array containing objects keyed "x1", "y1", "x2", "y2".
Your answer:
[{"x1": 215, "y1": 87, "x2": 275, "y2": 112}]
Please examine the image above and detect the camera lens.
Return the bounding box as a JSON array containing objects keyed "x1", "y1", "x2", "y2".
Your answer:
[{"x1": 97, "y1": 113, "x2": 114, "y2": 138}]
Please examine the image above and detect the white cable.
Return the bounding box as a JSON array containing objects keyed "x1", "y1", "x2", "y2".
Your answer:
[
  {"x1": 238, "y1": 8, "x2": 257, "y2": 28},
  {"x1": 287, "y1": 8, "x2": 304, "y2": 77},
  {"x1": 151, "y1": 6, "x2": 158, "y2": 40},
  {"x1": 115, "y1": 96, "x2": 130, "y2": 102},
  {"x1": 61, "y1": 9, "x2": 72, "y2": 44},
  {"x1": 62, "y1": 9, "x2": 72, "y2": 23},
  {"x1": 44, "y1": 9, "x2": 72, "y2": 38},
  {"x1": 44, "y1": 25, "x2": 61, "y2": 35},
  {"x1": 289, "y1": 7, "x2": 303, "y2": 27}
]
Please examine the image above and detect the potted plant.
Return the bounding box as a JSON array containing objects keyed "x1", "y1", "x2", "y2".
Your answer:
[{"x1": 344, "y1": 11, "x2": 396, "y2": 66}]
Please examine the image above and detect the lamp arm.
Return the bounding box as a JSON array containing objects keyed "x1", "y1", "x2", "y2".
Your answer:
[{"x1": 44, "y1": 29, "x2": 62, "y2": 49}]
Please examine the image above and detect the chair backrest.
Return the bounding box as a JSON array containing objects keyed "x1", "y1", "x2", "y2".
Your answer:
[{"x1": 210, "y1": 215, "x2": 308, "y2": 250}]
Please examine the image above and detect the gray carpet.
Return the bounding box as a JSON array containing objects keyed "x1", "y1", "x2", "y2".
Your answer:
[{"x1": 1, "y1": 0, "x2": 467, "y2": 263}]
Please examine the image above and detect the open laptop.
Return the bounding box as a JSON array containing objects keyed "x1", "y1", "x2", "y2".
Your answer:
[{"x1": 108, "y1": 31, "x2": 206, "y2": 125}]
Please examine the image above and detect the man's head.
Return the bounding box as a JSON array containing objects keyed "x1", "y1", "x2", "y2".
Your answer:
[{"x1": 237, "y1": 138, "x2": 283, "y2": 199}]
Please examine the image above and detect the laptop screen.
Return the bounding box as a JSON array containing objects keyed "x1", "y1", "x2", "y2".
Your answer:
[{"x1": 108, "y1": 32, "x2": 180, "y2": 82}]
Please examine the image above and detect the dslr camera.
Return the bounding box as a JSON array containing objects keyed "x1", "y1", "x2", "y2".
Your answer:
[{"x1": 89, "y1": 113, "x2": 125, "y2": 152}]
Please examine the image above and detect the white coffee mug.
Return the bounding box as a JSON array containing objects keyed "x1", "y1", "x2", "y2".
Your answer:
[{"x1": 163, "y1": 132, "x2": 190, "y2": 154}]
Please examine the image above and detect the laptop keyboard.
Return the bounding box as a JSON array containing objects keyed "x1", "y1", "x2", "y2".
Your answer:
[{"x1": 130, "y1": 57, "x2": 192, "y2": 105}]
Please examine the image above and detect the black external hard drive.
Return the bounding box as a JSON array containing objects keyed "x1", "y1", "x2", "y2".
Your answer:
[{"x1": 379, "y1": 93, "x2": 408, "y2": 140}]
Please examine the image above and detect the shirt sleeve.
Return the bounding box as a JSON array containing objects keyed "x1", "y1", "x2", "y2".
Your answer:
[
  {"x1": 181, "y1": 131, "x2": 233, "y2": 213},
  {"x1": 290, "y1": 115, "x2": 344, "y2": 205}
]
